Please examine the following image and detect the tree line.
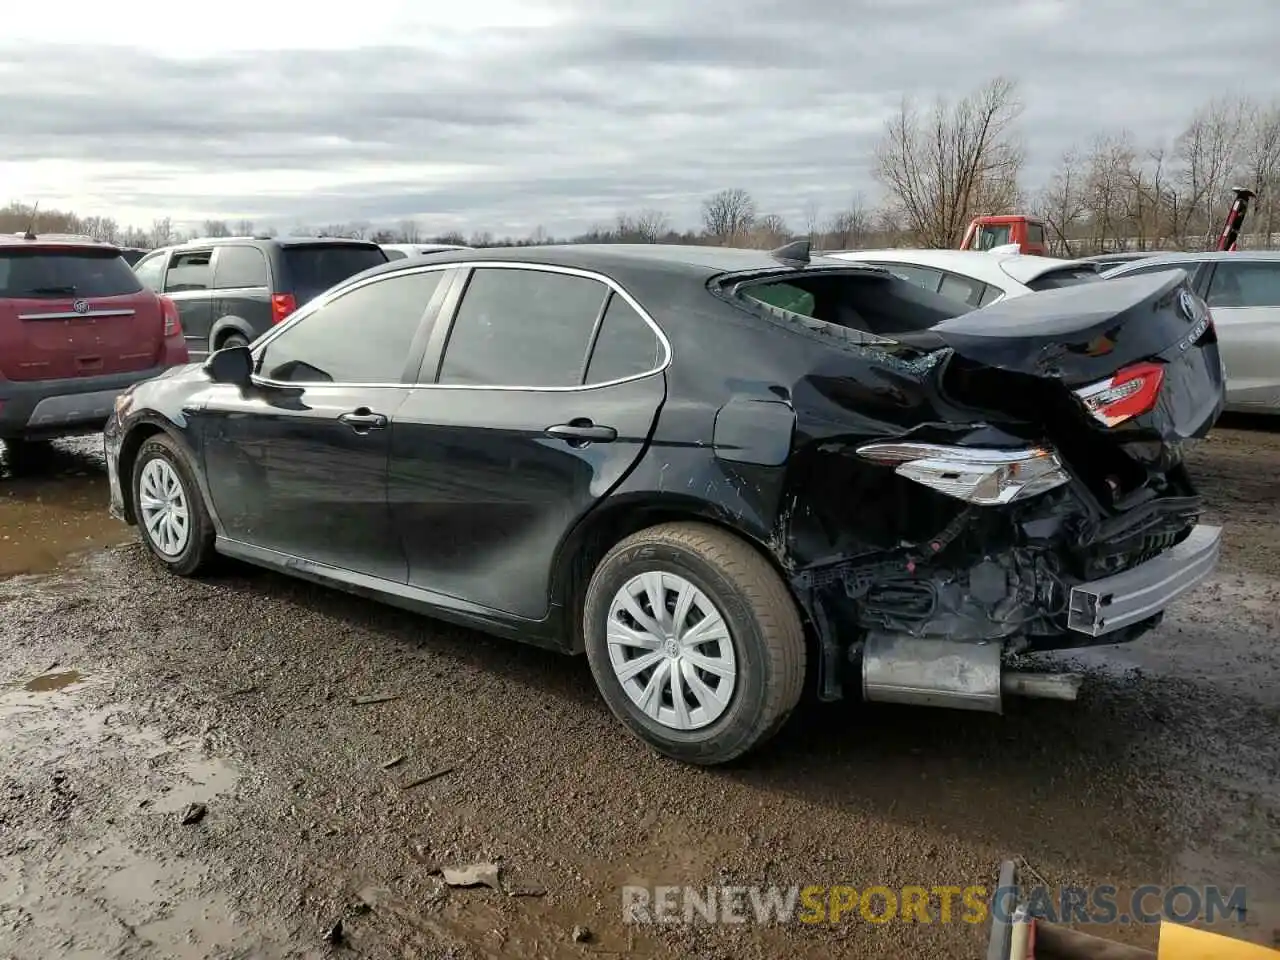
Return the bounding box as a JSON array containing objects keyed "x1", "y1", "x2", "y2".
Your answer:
[{"x1": 4, "y1": 78, "x2": 1276, "y2": 256}]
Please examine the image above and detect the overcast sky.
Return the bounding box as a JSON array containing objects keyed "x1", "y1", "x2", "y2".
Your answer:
[{"x1": 2, "y1": 0, "x2": 1276, "y2": 237}]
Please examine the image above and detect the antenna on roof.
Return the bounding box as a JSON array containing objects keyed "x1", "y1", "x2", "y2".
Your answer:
[
  {"x1": 22, "y1": 202, "x2": 39, "y2": 241},
  {"x1": 770, "y1": 238, "x2": 810, "y2": 267}
]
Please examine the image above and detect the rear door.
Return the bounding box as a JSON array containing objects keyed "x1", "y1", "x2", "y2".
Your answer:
[
  {"x1": 389, "y1": 264, "x2": 667, "y2": 619},
  {"x1": 210, "y1": 244, "x2": 272, "y2": 350},
  {"x1": 1203, "y1": 258, "x2": 1280, "y2": 409},
  {"x1": 278, "y1": 243, "x2": 388, "y2": 309},
  {"x1": 0, "y1": 246, "x2": 164, "y2": 381},
  {"x1": 162, "y1": 248, "x2": 215, "y2": 355}
]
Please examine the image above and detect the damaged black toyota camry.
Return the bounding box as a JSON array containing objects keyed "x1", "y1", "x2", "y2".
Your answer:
[{"x1": 103, "y1": 242, "x2": 1225, "y2": 765}]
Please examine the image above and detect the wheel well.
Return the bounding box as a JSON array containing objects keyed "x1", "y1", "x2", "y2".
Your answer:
[
  {"x1": 557, "y1": 503, "x2": 817, "y2": 660},
  {"x1": 116, "y1": 423, "x2": 167, "y2": 524},
  {"x1": 213, "y1": 328, "x2": 249, "y2": 350}
]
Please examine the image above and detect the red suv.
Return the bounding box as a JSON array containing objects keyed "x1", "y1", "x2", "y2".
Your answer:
[{"x1": 0, "y1": 234, "x2": 189, "y2": 451}]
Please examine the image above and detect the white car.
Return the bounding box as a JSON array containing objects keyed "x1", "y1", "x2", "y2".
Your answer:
[
  {"x1": 822, "y1": 248, "x2": 1101, "y2": 309},
  {"x1": 380, "y1": 243, "x2": 472, "y2": 261},
  {"x1": 1102, "y1": 250, "x2": 1280, "y2": 414}
]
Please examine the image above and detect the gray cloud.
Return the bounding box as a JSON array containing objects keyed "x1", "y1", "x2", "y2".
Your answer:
[{"x1": 2, "y1": 0, "x2": 1278, "y2": 236}]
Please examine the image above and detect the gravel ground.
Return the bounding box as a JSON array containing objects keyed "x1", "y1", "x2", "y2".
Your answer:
[{"x1": 0, "y1": 422, "x2": 1278, "y2": 959}]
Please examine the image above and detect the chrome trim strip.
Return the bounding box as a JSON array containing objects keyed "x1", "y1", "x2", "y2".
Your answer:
[
  {"x1": 246, "y1": 260, "x2": 672, "y2": 393},
  {"x1": 18, "y1": 308, "x2": 137, "y2": 320}
]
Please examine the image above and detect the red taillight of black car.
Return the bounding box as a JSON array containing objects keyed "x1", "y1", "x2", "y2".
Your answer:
[
  {"x1": 1073, "y1": 362, "x2": 1165, "y2": 427},
  {"x1": 271, "y1": 293, "x2": 297, "y2": 324}
]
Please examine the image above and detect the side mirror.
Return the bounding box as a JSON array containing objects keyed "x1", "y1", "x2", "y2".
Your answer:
[{"x1": 203, "y1": 345, "x2": 254, "y2": 387}]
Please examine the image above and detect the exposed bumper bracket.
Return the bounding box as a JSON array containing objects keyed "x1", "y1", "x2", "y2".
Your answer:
[{"x1": 1067, "y1": 523, "x2": 1222, "y2": 638}]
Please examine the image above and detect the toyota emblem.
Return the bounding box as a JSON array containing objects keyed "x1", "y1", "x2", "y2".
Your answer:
[{"x1": 72, "y1": 299, "x2": 90, "y2": 315}]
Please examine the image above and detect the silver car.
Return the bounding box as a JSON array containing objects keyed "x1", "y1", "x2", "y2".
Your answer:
[{"x1": 1103, "y1": 250, "x2": 1280, "y2": 414}]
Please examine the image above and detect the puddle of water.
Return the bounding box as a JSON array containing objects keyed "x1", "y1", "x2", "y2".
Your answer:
[
  {"x1": 23, "y1": 669, "x2": 84, "y2": 692},
  {"x1": 0, "y1": 438, "x2": 131, "y2": 579}
]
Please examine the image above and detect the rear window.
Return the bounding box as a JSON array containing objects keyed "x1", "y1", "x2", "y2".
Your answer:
[
  {"x1": 0, "y1": 249, "x2": 143, "y2": 298},
  {"x1": 738, "y1": 270, "x2": 964, "y2": 341},
  {"x1": 283, "y1": 244, "x2": 389, "y2": 304},
  {"x1": 1023, "y1": 266, "x2": 1102, "y2": 292}
]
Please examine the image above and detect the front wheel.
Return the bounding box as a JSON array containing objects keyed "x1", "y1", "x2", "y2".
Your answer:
[
  {"x1": 131, "y1": 434, "x2": 216, "y2": 576},
  {"x1": 583, "y1": 522, "x2": 807, "y2": 765}
]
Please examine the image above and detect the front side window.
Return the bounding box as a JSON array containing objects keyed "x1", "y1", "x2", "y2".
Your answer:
[
  {"x1": 585, "y1": 294, "x2": 663, "y2": 384},
  {"x1": 257, "y1": 270, "x2": 444, "y2": 383},
  {"x1": 1207, "y1": 261, "x2": 1280, "y2": 308},
  {"x1": 435, "y1": 268, "x2": 608, "y2": 387}
]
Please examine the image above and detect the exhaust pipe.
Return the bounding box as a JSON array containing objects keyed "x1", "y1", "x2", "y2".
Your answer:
[{"x1": 860, "y1": 633, "x2": 1082, "y2": 713}]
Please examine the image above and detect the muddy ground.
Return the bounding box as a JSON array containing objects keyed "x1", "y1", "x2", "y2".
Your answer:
[{"x1": 0, "y1": 423, "x2": 1278, "y2": 960}]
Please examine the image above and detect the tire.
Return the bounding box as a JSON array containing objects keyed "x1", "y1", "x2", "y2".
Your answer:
[
  {"x1": 583, "y1": 522, "x2": 807, "y2": 765},
  {"x1": 131, "y1": 433, "x2": 216, "y2": 576},
  {"x1": 218, "y1": 333, "x2": 250, "y2": 351}
]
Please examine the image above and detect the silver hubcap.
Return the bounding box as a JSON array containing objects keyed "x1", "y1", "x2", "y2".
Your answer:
[
  {"x1": 138, "y1": 458, "x2": 190, "y2": 557},
  {"x1": 606, "y1": 572, "x2": 737, "y2": 731}
]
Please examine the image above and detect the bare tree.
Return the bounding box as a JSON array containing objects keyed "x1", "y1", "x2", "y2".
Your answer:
[
  {"x1": 1174, "y1": 96, "x2": 1249, "y2": 244},
  {"x1": 701, "y1": 188, "x2": 756, "y2": 245},
  {"x1": 1242, "y1": 99, "x2": 1280, "y2": 247},
  {"x1": 873, "y1": 76, "x2": 1025, "y2": 248},
  {"x1": 751, "y1": 213, "x2": 791, "y2": 248},
  {"x1": 201, "y1": 219, "x2": 231, "y2": 238},
  {"x1": 149, "y1": 217, "x2": 173, "y2": 247},
  {"x1": 397, "y1": 219, "x2": 421, "y2": 243},
  {"x1": 236, "y1": 219, "x2": 255, "y2": 236},
  {"x1": 825, "y1": 194, "x2": 873, "y2": 250},
  {"x1": 1035, "y1": 149, "x2": 1088, "y2": 256},
  {"x1": 802, "y1": 199, "x2": 822, "y2": 244}
]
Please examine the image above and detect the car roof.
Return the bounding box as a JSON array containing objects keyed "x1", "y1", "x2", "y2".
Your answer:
[
  {"x1": 350, "y1": 242, "x2": 881, "y2": 285},
  {"x1": 823, "y1": 248, "x2": 1083, "y2": 288},
  {"x1": 1104, "y1": 249, "x2": 1280, "y2": 273},
  {"x1": 169, "y1": 235, "x2": 383, "y2": 251},
  {"x1": 0, "y1": 232, "x2": 121, "y2": 253}
]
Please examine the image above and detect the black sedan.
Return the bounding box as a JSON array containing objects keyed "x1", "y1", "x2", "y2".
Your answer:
[{"x1": 104, "y1": 243, "x2": 1227, "y2": 764}]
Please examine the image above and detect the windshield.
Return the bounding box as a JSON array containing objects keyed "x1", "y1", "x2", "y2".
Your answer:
[
  {"x1": 0, "y1": 249, "x2": 143, "y2": 298},
  {"x1": 283, "y1": 244, "x2": 388, "y2": 304}
]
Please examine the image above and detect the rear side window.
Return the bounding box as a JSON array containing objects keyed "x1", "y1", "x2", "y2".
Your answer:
[
  {"x1": 383, "y1": 249, "x2": 408, "y2": 261},
  {"x1": 977, "y1": 283, "x2": 1003, "y2": 307},
  {"x1": 0, "y1": 250, "x2": 143, "y2": 298},
  {"x1": 166, "y1": 250, "x2": 213, "y2": 292},
  {"x1": 585, "y1": 294, "x2": 663, "y2": 384},
  {"x1": 213, "y1": 246, "x2": 269, "y2": 289},
  {"x1": 1023, "y1": 267, "x2": 1102, "y2": 292},
  {"x1": 877, "y1": 263, "x2": 943, "y2": 293},
  {"x1": 938, "y1": 271, "x2": 985, "y2": 308},
  {"x1": 435, "y1": 268, "x2": 608, "y2": 388},
  {"x1": 282, "y1": 244, "x2": 388, "y2": 305},
  {"x1": 1207, "y1": 261, "x2": 1280, "y2": 308}
]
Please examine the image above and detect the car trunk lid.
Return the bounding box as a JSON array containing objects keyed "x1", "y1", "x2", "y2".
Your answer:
[{"x1": 0, "y1": 247, "x2": 165, "y2": 381}]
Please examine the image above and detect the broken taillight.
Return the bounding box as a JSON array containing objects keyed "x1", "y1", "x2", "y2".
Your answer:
[
  {"x1": 1072, "y1": 362, "x2": 1165, "y2": 427},
  {"x1": 855, "y1": 442, "x2": 1070, "y2": 506}
]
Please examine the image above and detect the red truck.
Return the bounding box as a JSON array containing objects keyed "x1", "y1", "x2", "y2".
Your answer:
[{"x1": 959, "y1": 215, "x2": 1049, "y2": 256}]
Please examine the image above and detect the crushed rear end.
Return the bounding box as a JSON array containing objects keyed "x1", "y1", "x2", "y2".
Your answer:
[{"x1": 735, "y1": 267, "x2": 1226, "y2": 712}]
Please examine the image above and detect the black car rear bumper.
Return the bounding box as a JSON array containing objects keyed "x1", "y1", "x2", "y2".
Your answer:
[{"x1": 0, "y1": 366, "x2": 170, "y2": 441}]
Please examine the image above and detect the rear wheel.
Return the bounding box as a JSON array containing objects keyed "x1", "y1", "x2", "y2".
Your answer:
[
  {"x1": 583, "y1": 522, "x2": 807, "y2": 765},
  {"x1": 131, "y1": 434, "x2": 215, "y2": 576}
]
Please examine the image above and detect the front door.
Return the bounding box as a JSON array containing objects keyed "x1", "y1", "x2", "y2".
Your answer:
[
  {"x1": 389, "y1": 264, "x2": 667, "y2": 620},
  {"x1": 197, "y1": 266, "x2": 452, "y2": 581}
]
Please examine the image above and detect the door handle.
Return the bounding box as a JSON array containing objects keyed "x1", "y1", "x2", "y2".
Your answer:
[
  {"x1": 339, "y1": 408, "x2": 388, "y2": 432},
  {"x1": 545, "y1": 419, "x2": 617, "y2": 444}
]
